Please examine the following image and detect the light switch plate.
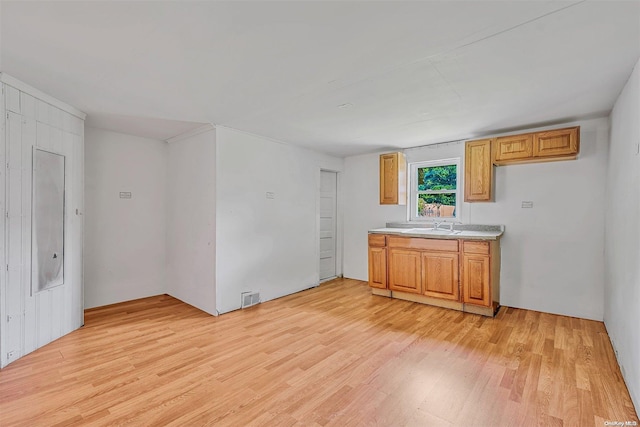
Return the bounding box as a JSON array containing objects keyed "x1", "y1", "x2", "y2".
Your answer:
[
  {"x1": 119, "y1": 192, "x2": 132, "y2": 199},
  {"x1": 266, "y1": 192, "x2": 275, "y2": 199}
]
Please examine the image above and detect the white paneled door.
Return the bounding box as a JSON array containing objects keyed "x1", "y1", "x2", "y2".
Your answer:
[
  {"x1": 319, "y1": 171, "x2": 337, "y2": 281},
  {"x1": 0, "y1": 77, "x2": 85, "y2": 368}
]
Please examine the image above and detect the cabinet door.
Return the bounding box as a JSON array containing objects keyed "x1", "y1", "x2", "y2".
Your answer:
[
  {"x1": 464, "y1": 139, "x2": 493, "y2": 202},
  {"x1": 422, "y1": 252, "x2": 459, "y2": 301},
  {"x1": 368, "y1": 247, "x2": 387, "y2": 289},
  {"x1": 462, "y1": 255, "x2": 491, "y2": 307},
  {"x1": 388, "y1": 249, "x2": 421, "y2": 294},
  {"x1": 380, "y1": 152, "x2": 406, "y2": 205},
  {"x1": 494, "y1": 134, "x2": 533, "y2": 162},
  {"x1": 533, "y1": 127, "x2": 579, "y2": 158}
]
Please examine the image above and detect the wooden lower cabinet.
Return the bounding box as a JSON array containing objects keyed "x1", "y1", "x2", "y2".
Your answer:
[
  {"x1": 368, "y1": 247, "x2": 387, "y2": 289},
  {"x1": 368, "y1": 234, "x2": 500, "y2": 316},
  {"x1": 388, "y1": 249, "x2": 422, "y2": 293},
  {"x1": 462, "y1": 255, "x2": 490, "y2": 306},
  {"x1": 422, "y1": 252, "x2": 459, "y2": 301}
]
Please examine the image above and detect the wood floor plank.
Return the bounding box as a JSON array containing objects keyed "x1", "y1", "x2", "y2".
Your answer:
[{"x1": 0, "y1": 279, "x2": 637, "y2": 426}]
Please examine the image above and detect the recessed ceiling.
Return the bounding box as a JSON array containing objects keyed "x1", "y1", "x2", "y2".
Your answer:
[{"x1": 1, "y1": 1, "x2": 638, "y2": 156}]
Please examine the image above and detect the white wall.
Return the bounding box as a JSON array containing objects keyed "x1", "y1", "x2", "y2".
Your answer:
[
  {"x1": 84, "y1": 127, "x2": 167, "y2": 308},
  {"x1": 343, "y1": 153, "x2": 406, "y2": 282},
  {"x1": 215, "y1": 127, "x2": 343, "y2": 314},
  {"x1": 605, "y1": 58, "x2": 640, "y2": 412},
  {"x1": 166, "y1": 129, "x2": 216, "y2": 315},
  {"x1": 343, "y1": 118, "x2": 609, "y2": 321}
]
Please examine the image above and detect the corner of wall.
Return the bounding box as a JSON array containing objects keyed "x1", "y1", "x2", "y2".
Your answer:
[
  {"x1": 604, "y1": 55, "x2": 640, "y2": 415},
  {"x1": 166, "y1": 128, "x2": 217, "y2": 315},
  {"x1": 214, "y1": 127, "x2": 343, "y2": 314}
]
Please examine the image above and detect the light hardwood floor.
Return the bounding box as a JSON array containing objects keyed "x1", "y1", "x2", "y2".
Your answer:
[{"x1": 0, "y1": 278, "x2": 637, "y2": 426}]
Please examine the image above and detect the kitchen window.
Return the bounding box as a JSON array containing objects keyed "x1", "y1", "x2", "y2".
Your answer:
[{"x1": 409, "y1": 158, "x2": 460, "y2": 221}]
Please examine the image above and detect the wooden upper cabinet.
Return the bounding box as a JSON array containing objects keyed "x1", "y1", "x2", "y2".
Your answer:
[
  {"x1": 492, "y1": 126, "x2": 580, "y2": 165},
  {"x1": 380, "y1": 152, "x2": 407, "y2": 205},
  {"x1": 464, "y1": 139, "x2": 494, "y2": 202},
  {"x1": 534, "y1": 127, "x2": 579, "y2": 158},
  {"x1": 494, "y1": 134, "x2": 533, "y2": 163}
]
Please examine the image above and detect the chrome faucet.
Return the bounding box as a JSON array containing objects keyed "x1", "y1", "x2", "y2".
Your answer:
[{"x1": 434, "y1": 221, "x2": 457, "y2": 231}]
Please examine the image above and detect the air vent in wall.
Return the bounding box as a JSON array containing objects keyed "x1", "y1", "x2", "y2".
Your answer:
[{"x1": 241, "y1": 291, "x2": 260, "y2": 309}]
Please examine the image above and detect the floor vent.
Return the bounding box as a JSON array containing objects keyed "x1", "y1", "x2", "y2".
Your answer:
[{"x1": 241, "y1": 291, "x2": 260, "y2": 309}]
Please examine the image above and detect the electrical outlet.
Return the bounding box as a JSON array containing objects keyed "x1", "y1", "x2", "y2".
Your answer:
[
  {"x1": 7, "y1": 350, "x2": 15, "y2": 359},
  {"x1": 521, "y1": 201, "x2": 534, "y2": 208},
  {"x1": 119, "y1": 192, "x2": 132, "y2": 199},
  {"x1": 266, "y1": 192, "x2": 275, "y2": 199}
]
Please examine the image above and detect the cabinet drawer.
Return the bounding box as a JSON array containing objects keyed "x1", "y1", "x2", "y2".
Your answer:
[
  {"x1": 368, "y1": 234, "x2": 387, "y2": 247},
  {"x1": 388, "y1": 236, "x2": 458, "y2": 252},
  {"x1": 463, "y1": 241, "x2": 489, "y2": 255}
]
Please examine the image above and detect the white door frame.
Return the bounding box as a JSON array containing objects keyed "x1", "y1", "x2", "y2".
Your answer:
[{"x1": 317, "y1": 168, "x2": 342, "y2": 284}]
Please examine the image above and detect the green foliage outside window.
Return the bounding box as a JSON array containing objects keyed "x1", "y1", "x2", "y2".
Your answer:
[
  {"x1": 418, "y1": 193, "x2": 456, "y2": 207},
  {"x1": 417, "y1": 165, "x2": 457, "y2": 191},
  {"x1": 416, "y1": 164, "x2": 457, "y2": 217}
]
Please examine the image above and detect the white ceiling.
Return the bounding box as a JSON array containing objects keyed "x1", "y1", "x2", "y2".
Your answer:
[{"x1": 1, "y1": 1, "x2": 639, "y2": 157}]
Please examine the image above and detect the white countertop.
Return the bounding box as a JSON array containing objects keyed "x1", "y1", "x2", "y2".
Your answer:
[{"x1": 369, "y1": 227, "x2": 503, "y2": 241}]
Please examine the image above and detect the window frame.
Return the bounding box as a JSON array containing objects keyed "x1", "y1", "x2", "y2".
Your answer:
[{"x1": 408, "y1": 157, "x2": 461, "y2": 222}]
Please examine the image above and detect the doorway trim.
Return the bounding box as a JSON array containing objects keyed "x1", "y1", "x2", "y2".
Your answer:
[{"x1": 317, "y1": 168, "x2": 342, "y2": 284}]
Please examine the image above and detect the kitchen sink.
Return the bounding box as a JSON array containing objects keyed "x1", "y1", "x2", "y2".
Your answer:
[{"x1": 400, "y1": 228, "x2": 460, "y2": 235}]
